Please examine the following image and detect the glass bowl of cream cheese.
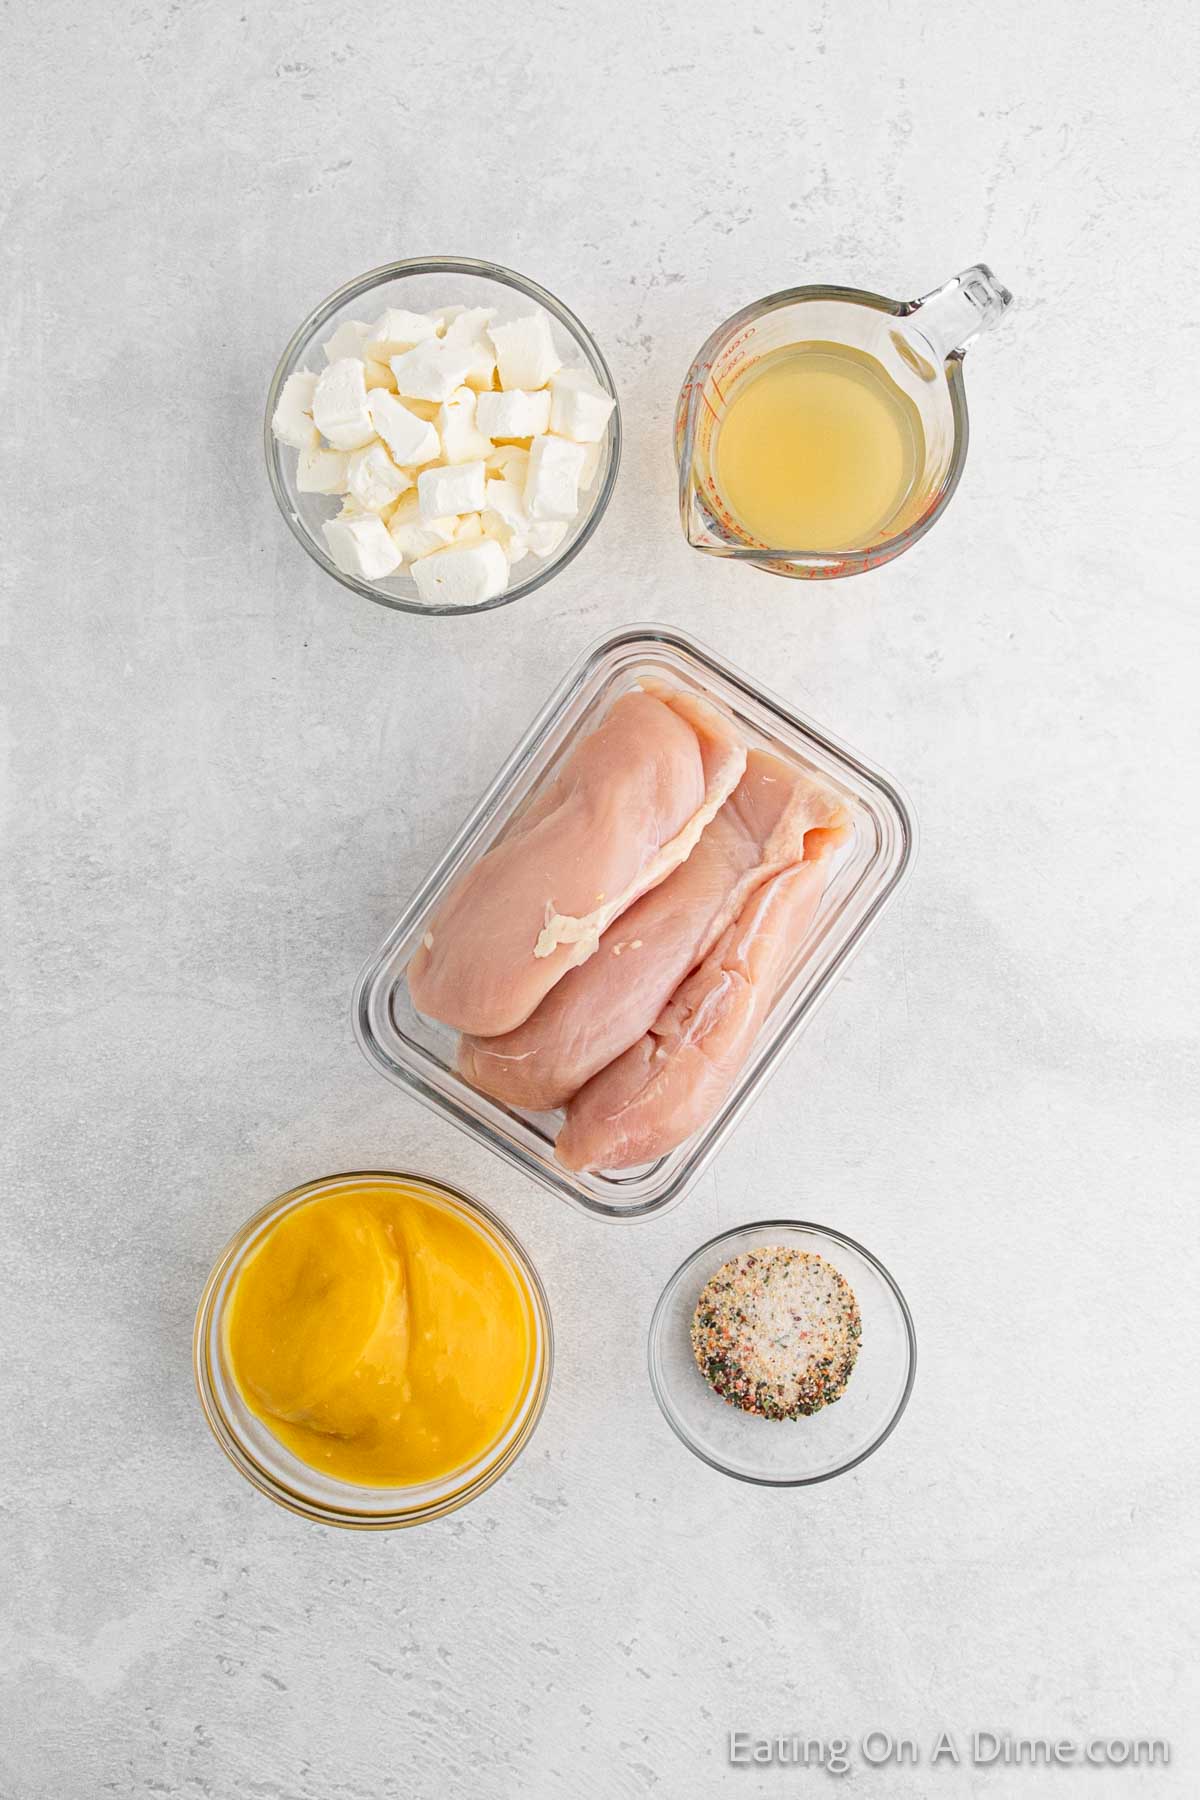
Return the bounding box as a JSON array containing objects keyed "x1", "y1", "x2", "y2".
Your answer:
[{"x1": 265, "y1": 257, "x2": 621, "y2": 616}]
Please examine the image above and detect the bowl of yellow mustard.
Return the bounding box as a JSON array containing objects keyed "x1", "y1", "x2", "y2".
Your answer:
[{"x1": 194, "y1": 1171, "x2": 552, "y2": 1527}]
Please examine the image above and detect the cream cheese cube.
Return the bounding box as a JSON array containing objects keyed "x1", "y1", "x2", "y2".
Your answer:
[
  {"x1": 476, "y1": 388, "x2": 552, "y2": 440},
  {"x1": 346, "y1": 441, "x2": 410, "y2": 512},
  {"x1": 417, "y1": 460, "x2": 486, "y2": 520},
  {"x1": 488, "y1": 313, "x2": 561, "y2": 390},
  {"x1": 482, "y1": 477, "x2": 531, "y2": 535},
  {"x1": 313, "y1": 359, "x2": 375, "y2": 450},
  {"x1": 386, "y1": 493, "x2": 457, "y2": 562},
  {"x1": 524, "y1": 518, "x2": 569, "y2": 558},
  {"x1": 437, "y1": 387, "x2": 492, "y2": 464},
  {"x1": 323, "y1": 319, "x2": 371, "y2": 363},
  {"x1": 485, "y1": 444, "x2": 531, "y2": 486},
  {"x1": 579, "y1": 440, "x2": 602, "y2": 490},
  {"x1": 548, "y1": 368, "x2": 616, "y2": 442},
  {"x1": 296, "y1": 444, "x2": 349, "y2": 494},
  {"x1": 367, "y1": 391, "x2": 441, "y2": 467},
  {"x1": 454, "y1": 513, "x2": 485, "y2": 542},
  {"x1": 482, "y1": 479, "x2": 533, "y2": 563},
  {"x1": 410, "y1": 538, "x2": 509, "y2": 607},
  {"x1": 322, "y1": 514, "x2": 402, "y2": 580},
  {"x1": 390, "y1": 337, "x2": 474, "y2": 402},
  {"x1": 363, "y1": 358, "x2": 397, "y2": 392},
  {"x1": 364, "y1": 308, "x2": 439, "y2": 359},
  {"x1": 442, "y1": 307, "x2": 497, "y2": 389},
  {"x1": 524, "y1": 434, "x2": 586, "y2": 520},
  {"x1": 444, "y1": 306, "x2": 495, "y2": 341},
  {"x1": 271, "y1": 370, "x2": 320, "y2": 449}
]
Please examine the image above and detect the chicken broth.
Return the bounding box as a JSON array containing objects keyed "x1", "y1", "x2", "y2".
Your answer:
[{"x1": 714, "y1": 343, "x2": 925, "y2": 552}]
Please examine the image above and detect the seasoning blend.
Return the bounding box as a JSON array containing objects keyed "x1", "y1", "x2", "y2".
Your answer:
[{"x1": 691, "y1": 1247, "x2": 861, "y2": 1420}]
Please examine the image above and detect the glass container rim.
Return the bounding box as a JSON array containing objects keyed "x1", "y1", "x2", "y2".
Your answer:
[
  {"x1": 193, "y1": 1168, "x2": 554, "y2": 1528},
  {"x1": 647, "y1": 1217, "x2": 916, "y2": 1486},
  {"x1": 264, "y1": 255, "x2": 622, "y2": 616}
]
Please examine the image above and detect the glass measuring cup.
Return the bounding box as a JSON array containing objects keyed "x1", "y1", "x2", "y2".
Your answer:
[{"x1": 675, "y1": 265, "x2": 1012, "y2": 579}]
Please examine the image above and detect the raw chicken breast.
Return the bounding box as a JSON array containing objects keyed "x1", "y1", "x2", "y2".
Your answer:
[
  {"x1": 458, "y1": 752, "x2": 843, "y2": 1111},
  {"x1": 407, "y1": 685, "x2": 746, "y2": 1036},
  {"x1": 556, "y1": 820, "x2": 849, "y2": 1172}
]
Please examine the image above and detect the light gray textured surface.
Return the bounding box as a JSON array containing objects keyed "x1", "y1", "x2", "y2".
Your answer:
[{"x1": 2, "y1": 2, "x2": 1198, "y2": 1796}]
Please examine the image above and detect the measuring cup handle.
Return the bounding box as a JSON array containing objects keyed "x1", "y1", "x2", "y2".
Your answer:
[{"x1": 903, "y1": 265, "x2": 1013, "y2": 360}]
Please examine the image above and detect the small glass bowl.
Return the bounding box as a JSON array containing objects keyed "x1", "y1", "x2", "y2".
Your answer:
[
  {"x1": 648, "y1": 1221, "x2": 915, "y2": 1486},
  {"x1": 264, "y1": 256, "x2": 622, "y2": 616},
  {"x1": 194, "y1": 1170, "x2": 553, "y2": 1528}
]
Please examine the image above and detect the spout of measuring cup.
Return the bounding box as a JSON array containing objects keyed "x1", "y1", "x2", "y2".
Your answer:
[{"x1": 900, "y1": 265, "x2": 1013, "y2": 364}]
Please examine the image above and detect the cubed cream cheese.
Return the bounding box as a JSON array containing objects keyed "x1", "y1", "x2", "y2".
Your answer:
[
  {"x1": 488, "y1": 314, "x2": 561, "y2": 390},
  {"x1": 364, "y1": 308, "x2": 439, "y2": 359},
  {"x1": 476, "y1": 388, "x2": 552, "y2": 440},
  {"x1": 524, "y1": 518, "x2": 569, "y2": 558},
  {"x1": 313, "y1": 359, "x2": 376, "y2": 450},
  {"x1": 346, "y1": 441, "x2": 410, "y2": 511},
  {"x1": 444, "y1": 306, "x2": 495, "y2": 341},
  {"x1": 410, "y1": 538, "x2": 509, "y2": 607},
  {"x1": 485, "y1": 444, "x2": 531, "y2": 486},
  {"x1": 481, "y1": 477, "x2": 533, "y2": 563},
  {"x1": 322, "y1": 513, "x2": 402, "y2": 580},
  {"x1": 363, "y1": 358, "x2": 397, "y2": 392},
  {"x1": 578, "y1": 440, "x2": 602, "y2": 490},
  {"x1": 482, "y1": 477, "x2": 531, "y2": 535},
  {"x1": 386, "y1": 493, "x2": 457, "y2": 562},
  {"x1": 275, "y1": 298, "x2": 602, "y2": 587},
  {"x1": 417, "y1": 460, "x2": 486, "y2": 520},
  {"x1": 367, "y1": 391, "x2": 441, "y2": 467},
  {"x1": 442, "y1": 307, "x2": 497, "y2": 390},
  {"x1": 437, "y1": 387, "x2": 492, "y2": 464},
  {"x1": 390, "y1": 338, "x2": 474, "y2": 402},
  {"x1": 271, "y1": 370, "x2": 320, "y2": 449},
  {"x1": 296, "y1": 443, "x2": 350, "y2": 494},
  {"x1": 548, "y1": 368, "x2": 616, "y2": 442},
  {"x1": 496, "y1": 534, "x2": 531, "y2": 566},
  {"x1": 323, "y1": 319, "x2": 371, "y2": 363},
  {"x1": 524, "y1": 434, "x2": 586, "y2": 520}
]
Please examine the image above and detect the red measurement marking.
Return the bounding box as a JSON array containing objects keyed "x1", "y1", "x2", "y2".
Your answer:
[{"x1": 701, "y1": 391, "x2": 721, "y2": 424}]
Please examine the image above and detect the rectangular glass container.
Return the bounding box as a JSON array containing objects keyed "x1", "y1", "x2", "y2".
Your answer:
[{"x1": 353, "y1": 626, "x2": 915, "y2": 1220}]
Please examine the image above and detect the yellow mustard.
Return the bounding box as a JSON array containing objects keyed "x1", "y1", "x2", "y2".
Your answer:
[{"x1": 223, "y1": 1178, "x2": 534, "y2": 1487}]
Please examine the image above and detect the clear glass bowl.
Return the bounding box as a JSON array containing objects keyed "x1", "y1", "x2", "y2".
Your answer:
[
  {"x1": 647, "y1": 1222, "x2": 915, "y2": 1485},
  {"x1": 193, "y1": 1171, "x2": 553, "y2": 1528},
  {"x1": 353, "y1": 626, "x2": 916, "y2": 1221},
  {"x1": 264, "y1": 256, "x2": 621, "y2": 616}
]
